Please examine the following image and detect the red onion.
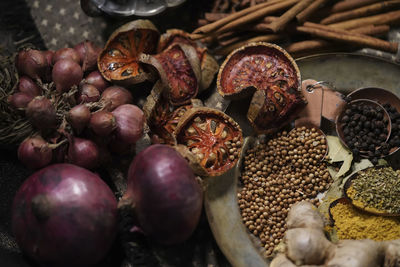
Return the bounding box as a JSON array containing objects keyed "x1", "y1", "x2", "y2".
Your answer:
[
  {"x1": 112, "y1": 104, "x2": 144, "y2": 144},
  {"x1": 26, "y1": 96, "x2": 58, "y2": 130},
  {"x1": 101, "y1": 86, "x2": 133, "y2": 111},
  {"x1": 52, "y1": 59, "x2": 83, "y2": 93},
  {"x1": 67, "y1": 136, "x2": 100, "y2": 170},
  {"x1": 18, "y1": 76, "x2": 42, "y2": 96},
  {"x1": 122, "y1": 144, "x2": 203, "y2": 244},
  {"x1": 15, "y1": 49, "x2": 48, "y2": 80},
  {"x1": 12, "y1": 164, "x2": 117, "y2": 267},
  {"x1": 43, "y1": 50, "x2": 54, "y2": 66},
  {"x1": 85, "y1": 70, "x2": 109, "y2": 93},
  {"x1": 18, "y1": 136, "x2": 53, "y2": 169},
  {"x1": 89, "y1": 111, "x2": 116, "y2": 137},
  {"x1": 52, "y1": 48, "x2": 81, "y2": 65},
  {"x1": 77, "y1": 83, "x2": 100, "y2": 103},
  {"x1": 8, "y1": 92, "x2": 34, "y2": 109},
  {"x1": 74, "y1": 41, "x2": 101, "y2": 72},
  {"x1": 67, "y1": 104, "x2": 91, "y2": 134}
]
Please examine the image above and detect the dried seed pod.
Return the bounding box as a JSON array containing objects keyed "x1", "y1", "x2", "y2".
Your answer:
[
  {"x1": 175, "y1": 107, "x2": 243, "y2": 176},
  {"x1": 98, "y1": 19, "x2": 160, "y2": 85},
  {"x1": 157, "y1": 29, "x2": 219, "y2": 91},
  {"x1": 140, "y1": 43, "x2": 201, "y2": 106}
]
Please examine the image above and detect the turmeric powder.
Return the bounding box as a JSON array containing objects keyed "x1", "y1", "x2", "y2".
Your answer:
[{"x1": 330, "y1": 202, "x2": 400, "y2": 241}]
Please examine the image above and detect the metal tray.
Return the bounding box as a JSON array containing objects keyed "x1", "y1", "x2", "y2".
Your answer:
[{"x1": 204, "y1": 53, "x2": 400, "y2": 267}]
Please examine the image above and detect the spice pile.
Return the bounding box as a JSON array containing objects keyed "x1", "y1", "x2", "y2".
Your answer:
[
  {"x1": 238, "y1": 127, "x2": 332, "y2": 257},
  {"x1": 195, "y1": 0, "x2": 400, "y2": 57}
]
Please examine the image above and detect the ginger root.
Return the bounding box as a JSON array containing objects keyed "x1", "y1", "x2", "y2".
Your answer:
[{"x1": 272, "y1": 201, "x2": 400, "y2": 267}]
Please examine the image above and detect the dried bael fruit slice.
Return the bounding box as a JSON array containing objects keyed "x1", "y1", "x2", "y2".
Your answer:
[
  {"x1": 140, "y1": 43, "x2": 201, "y2": 106},
  {"x1": 175, "y1": 107, "x2": 243, "y2": 177},
  {"x1": 143, "y1": 81, "x2": 203, "y2": 145},
  {"x1": 217, "y1": 42, "x2": 301, "y2": 99},
  {"x1": 98, "y1": 20, "x2": 160, "y2": 85}
]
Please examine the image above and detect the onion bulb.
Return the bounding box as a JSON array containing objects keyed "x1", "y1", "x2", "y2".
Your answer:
[
  {"x1": 53, "y1": 48, "x2": 81, "y2": 65},
  {"x1": 89, "y1": 111, "x2": 116, "y2": 137},
  {"x1": 85, "y1": 71, "x2": 109, "y2": 93},
  {"x1": 74, "y1": 41, "x2": 101, "y2": 72},
  {"x1": 52, "y1": 59, "x2": 83, "y2": 93},
  {"x1": 17, "y1": 136, "x2": 53, "y2": 169},
  {"x1": 77, "y1": 83, "x2": 100, "y2": 103},
  {"x1": 18, "y1": 76, "x2": 42, "y2": 96},
  {"x1": 112, "y1": 104, "x2": 144, "y2": 144},
  {"x1": 67, "y1": 104, "x2": 91, "y2": 134},
  {"x1": 26, "y1": 96, "x2": 58, "y2": 130},
  {"x1": 15, "y1": 49, "x2": 49, "y2": 80},
  {"x1": 67, "y1": 136, "x2": 100, "y2": 170},
  {"x1": 8, "y1": 92, "x2": 34, "y2": 109},
  {"x1": 101, "y1": 86, "x2": 133, "y2": 111}
]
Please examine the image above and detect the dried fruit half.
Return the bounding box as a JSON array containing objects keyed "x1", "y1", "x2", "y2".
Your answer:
[
  {"x1": 217, "y1": 42, "x2": 301, "y2": 99},
  {"x1": 143, "y1": 81, "x2": 203, "y2": 145},
  {"x1": 140, "y1": 43, "x2": 201, "y2": 106},
  {"x1": 158, "y1": 29, "x2": 219, "y2": 91},
  {"x1": 175, "y1": 107, "x2": 243, "y2": 177},
  {"x1": 98, "y1": 19, "x2": 160, "y2": 85}
]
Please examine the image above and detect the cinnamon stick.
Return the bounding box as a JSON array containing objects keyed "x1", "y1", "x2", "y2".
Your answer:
[
  {"x1": 296, "y1": 24, "x2": 398, "y2": 53},
  {"x1": 193, "y1": 0, "x2": 287, "y2": 34},
  {"x1": 286, "y1": 24, "x2": 390, "y2": 54},
  {"x1": 265, "y1": 0, "x2": 314, "y2": 33},
  {"x1": 296, "y1": 0, "x2": 332, "y2": 23},
  {"x1": 215, "y1": 0, "x2": 299, "y2": 34},
  {"x1": 329, "y1": 10, "x2": 400, "y2": 29},
  {"x1": 198, "y1": 19, "x2": 208, "y2": 27},
  {"x1": 330, "y1": 0, "x2": 382, "y2": 13},
  {"x1": 321, "y1": 0, "x2": 400, "y2": 25},
  {"x1": 214, "y1": 34, "x2": 285, "y2": 55},
  {"x1": 204, "y1": 13, "x2": 229, "y2": 22}
]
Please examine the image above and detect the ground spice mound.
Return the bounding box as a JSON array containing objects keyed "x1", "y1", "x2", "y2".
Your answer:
[
  {"x1": 237, "y1": 127, "x2": 332, "y2": 258},
  {"x1": 331, "y1": 202, "x2": 400, "y2": 241}
]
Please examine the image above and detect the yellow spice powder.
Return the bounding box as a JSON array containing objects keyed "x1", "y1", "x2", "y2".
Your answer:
[{"x1": 331, "y1": 202, "x2": 400, "y2": 241}]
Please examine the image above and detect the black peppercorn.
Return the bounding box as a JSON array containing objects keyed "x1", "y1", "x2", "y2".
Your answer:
[
  {"x1": 342, "y1": 115, "x2": 350, "y2": 123},
  {"x1": 343, "y1": 127, "x2": 350, "y2": 135},
  {"x1": 350, "y1": 121, "x2": 357, "y2": 127},
  {"x1": 374, "y1": 128, "x2": 381, "y2": 135},
  {"x1": 345, "y1": 109, "x2": 352, "y2": 115},
  {"x1": 371, "y1": 158, "x2": 379, "y2": 165},
  {"x1": 364, "y1": 121, "x2": 371, "y2": 128},
  {"x1": 369, "y1": 144, "x2": 375, "y2": 151}
]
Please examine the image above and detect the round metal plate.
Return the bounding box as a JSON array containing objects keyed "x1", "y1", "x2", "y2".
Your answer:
[{"x1": 204, "y1": 53, "x2": 400, "y2": 267}]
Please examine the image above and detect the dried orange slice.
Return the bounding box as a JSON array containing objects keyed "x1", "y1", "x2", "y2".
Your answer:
[
  {"x1": 98, "y1": 20, "x2": 160, "y2": 85},
  {"x1": 175, "y1": 107, "x2": 243, "y2": 177}
]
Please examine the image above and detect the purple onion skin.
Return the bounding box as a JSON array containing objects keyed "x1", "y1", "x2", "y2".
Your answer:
[
  {"x1": 77, "y1": 83, "x2": 100, "y2": 103},
  {"x1": 52, "y1": 48, "x2": 80, "y2": 65},
  {"x1": 101, "y1": 86, "x2": 133, "y2": 111},
  {"x1": 124, "y1": 144, "x2": 203, "y2": 245},
  {"x1": 89, "y1": 111, "x2": 116, "y2": 137},
  {"x1": 67, "y1": 137, "x2": 100, "y2": 170},
  {"x1": 74, "y1": 41, "x2": 101, "y2": 72},
  {"x1": 67, "y1": 104, "x2": 91, "y2": 134},
  {"x1": 85, "y1": 71, "x2": 109, "y2": 93},
  {"x1": 18, "y1": 137, "x2": 52, "y2": 169},
  {"x1": 26, "y1": 96, "x2": 59, "y2": 130},
  {"x1": 12, "y1": 164, "x2": 117, "y2": 267},
  {"x1": 52, "y1": 59, "x2": 83, "y2": 93},
  {"x1": 16, "y1": 49, "x2": 49, "y2": 81},
  {"x1": 112, "y1": 104, "x2": 144, "y2": 144},
  {"x1": 8, "y1": 92, "x2": 34, "y2": 109},
  {"x1": 18, "y1": 76, "x2": 42, "y2": 96}
]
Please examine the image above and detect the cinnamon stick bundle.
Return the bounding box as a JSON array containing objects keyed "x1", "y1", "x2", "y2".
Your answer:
[
  {"x1": 193, "y1": 0, "x2": 287, "y2": 34},
  {"x1": 204, "y1": 13, "x2": 229, "y2": 22},
  {"x1": 330, "y1": 0, "x2": 382, "y2": 13},
  {"x1": 296, "y1": 23, "x2": 398, "y2": 53},
  {"x1": 329, "y1": 10, "x2": 400, "y2": 29},
  {"x1": 321, "y1": 0, "x2": 400, "y2": 25},
  {"x1": 215, "y1": 0, "x2": 299, "y2": 34},
  {"x1": 296, "y1": 0, "x2": 332, "y2": 23},
  {"x1": 266, "y1": 0, "x2": 314, "y2": 33}
]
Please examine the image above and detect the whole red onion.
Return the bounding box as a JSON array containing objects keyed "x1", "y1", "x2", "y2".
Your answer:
[
  {"x1": 77, "y1": 83, "x2": 100, "y2": 103},
  {"x1": 18, "y1": 136, "x2": 53, "y2": 169},
  {"x1": 52, "y1": 48, "x2": 81, "y2": 65},
  {"x1": 122, "y1": 144, "x2": 203, "y2": 244},
  {"x1": 15, "y1": 49, "x2": 49, "y2": 80},
  {"x1": 112, "y1": 104, "x2": 144, "y2": 144},
  {"x1": 8, "y1": 92, "x2": 34, "y2": 109},
  {"x1": 18, "y1": 76, "x2": 42, "y2": 96},
  {"x1": 67, "y1": 104, "x2": 91, "y2": 134},
  {"x1": 74, "y1": 41, "x2": 101, "y2": 72},
  {"x1": 52, "y1": 59, "x2": 83, "y2": 93},
  {"x1": 26, "y1": 96, "x2": 58, "y2": 130},
  {"x1": 67, "y1": 136, "x2": 100, "y2": 170},
  {"x1": 89, "y1": 110, "x2": 116, "y2": 137},
  {"x1": 101, "y1": 86, "x2": 133, "y2": 111},
  {"x1": 85, "y1": 71, "x2": 109, "y2": 93},
  {"x1": 12, "y1": 164, "x2": 117, "y2": 267}
]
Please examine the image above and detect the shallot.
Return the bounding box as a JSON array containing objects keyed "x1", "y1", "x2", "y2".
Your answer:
[
  {"x1": 52, "y1": 59, "x2": 83, "y2": 93},
  {"x1": 121, "y1": 144, "x2": 203, "y2": 244},
  {"x1": 74, "y1": 41, "x2": 101, "y2": 72},
  {"x1": 112, "y1": 104, "x2": 144, "y2": 144},
  {"x1": 77, "y1": 83, "x2": 100, "y2": 103},
  {"x1": 67, "y1": 104, "x2": 91, "y2": 134},
  {"x1": 89, "y1": 110, "x2": 116, "y2": 137},
  {"x1": 18, "y1": 76, "x2": 42, "y2": 96},
  {"x1": 101, "y1": 86, "x2": 133, "y2": 111},
  {"x1": 17, "y1": 136, "x2": 52, "y2": 169},
  {"x1": 26, "y1": 96, "x2": 58, "y2": 130},
  {"x1": 67, "y1": 136, "x2": 100, "y2": 170},
  {"x1": 12, "y1": 164, "x2": 117, "y2": 267},
  {"x1": 8, "y1": 92, "x2": 34, "y2": 109},
  {"x1": 53, "y1": 47, "x2": 81, "y2": 64},
  {"x1": 85, "y1": 70, "x2": 109, "y2": 93},
  {"x1": 15, "y1": 49, "x2": 49, "y2": 80}
]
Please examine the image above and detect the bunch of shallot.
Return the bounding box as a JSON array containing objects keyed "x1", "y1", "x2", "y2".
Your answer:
[{"x1": 10, "y1": 42, "x2": 145, "y2": 170}]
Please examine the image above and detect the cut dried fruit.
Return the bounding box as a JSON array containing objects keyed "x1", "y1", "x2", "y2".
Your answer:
[
  {"x1": 158, "y1": 29, "x2": 219, "y2": 92},
  {"x1": 98, "y1": 20, "x2": 160, "y2": 85},
  {"x1": 143, "y1": 81, "x2": 203, "y2": 145},
  {"x1": 140, "y1": 43, "x2": 201, "y2": 106},
  {"x1": 175, "y1": 107, "x2": 243, "y2": 176}
]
